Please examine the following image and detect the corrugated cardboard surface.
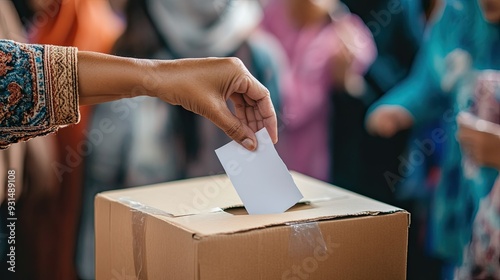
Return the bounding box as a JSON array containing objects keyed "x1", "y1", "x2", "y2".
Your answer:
[{"x1": 95, "y1": 172, "x2": 409, "y2": 280}]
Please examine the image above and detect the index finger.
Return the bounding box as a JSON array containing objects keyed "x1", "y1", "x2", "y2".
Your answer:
[{"x1": 236, "y1": 75, "x2": 278, "y2": 144}]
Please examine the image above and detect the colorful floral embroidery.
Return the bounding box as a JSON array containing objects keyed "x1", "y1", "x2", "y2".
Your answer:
[{"x1": 0, "y1": 40, "x2": 79, "y2": 149}]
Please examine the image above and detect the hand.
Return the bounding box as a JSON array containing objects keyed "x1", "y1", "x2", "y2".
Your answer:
[
  {"x1": 366, "y1": 105, "x2": 414, "y2": 138},
  {"x1": 155, "y1": 57, "x2": 278, "y2": 151},
  {"x1": 331, "y1": 42, "x2": 354, "y2": 89},
  {"x1": 457, "y1": 119, "x2": 500, "y2": 170}
]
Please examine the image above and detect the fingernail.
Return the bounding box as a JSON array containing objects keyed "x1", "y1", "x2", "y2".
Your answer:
[{"x1": 242, "y1": 138, "x2": 255, "y2": 150}]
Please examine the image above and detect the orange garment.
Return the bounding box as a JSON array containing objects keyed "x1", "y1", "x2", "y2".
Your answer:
[
  {"x1": 31, "y1": 0, "x2": 123, "y2": 53},
  {"x1": 22, "y1": 1, "x2": 123, "y2": 279}
]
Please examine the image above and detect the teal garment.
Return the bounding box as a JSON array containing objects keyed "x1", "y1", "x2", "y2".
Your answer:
[{"x1": 368, "y1": 0, "x2": 500, "y2": 264}]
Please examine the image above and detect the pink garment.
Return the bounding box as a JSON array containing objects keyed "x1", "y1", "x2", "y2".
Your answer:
[{"x1": 262, "y1": 0, "x2": 375, "y2": 181}]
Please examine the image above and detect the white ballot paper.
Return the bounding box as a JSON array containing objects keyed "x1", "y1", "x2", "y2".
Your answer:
[{"x1": 215, "y1": 128, "x2": 303, "y2": 215}]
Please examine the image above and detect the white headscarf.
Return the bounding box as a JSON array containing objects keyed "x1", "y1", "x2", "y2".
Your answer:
[{"x1": 146, "y1": 0, "x2": 263, "y2": 57}]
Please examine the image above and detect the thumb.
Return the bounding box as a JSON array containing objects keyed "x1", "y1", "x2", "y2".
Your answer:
[{"x1": 213, "y1": 106, "x2": 258, "y2": 151}]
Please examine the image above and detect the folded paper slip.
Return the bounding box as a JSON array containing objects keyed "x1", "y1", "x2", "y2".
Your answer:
[{"x1": 95, "y1": 172, "x2": 410, "y2": 280}]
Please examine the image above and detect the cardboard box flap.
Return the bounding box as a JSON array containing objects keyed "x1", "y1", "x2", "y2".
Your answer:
[
  {"x1": 99, "y1": 172, "x2": 406, "y2": 237},
  {"x1": 171, "y1": 195, "x2": 405, "y2": 237},
  {"x1": 102, "y1": 172, "x2": 347, "y2": 217}
]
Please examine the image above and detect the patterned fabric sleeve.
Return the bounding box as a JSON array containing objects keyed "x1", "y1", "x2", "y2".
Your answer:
[
  {"x1": 456, "y1": 177, "x2": 500, "y2": 279},
  {"x1": 0, "y1": 40, "x2": 79, "y2": 149}
]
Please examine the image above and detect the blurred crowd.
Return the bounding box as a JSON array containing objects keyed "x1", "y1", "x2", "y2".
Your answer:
[{"x1": 1, "y1": 0, "x2": 499, "y2": 279}]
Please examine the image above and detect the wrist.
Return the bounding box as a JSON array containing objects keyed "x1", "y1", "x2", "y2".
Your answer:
[
  {"x1": 129, "y1": 58, "x2": 161, "y2": 99},
  {"x1": 137, "y1": 58, "x2": 183, "y2": 104}
]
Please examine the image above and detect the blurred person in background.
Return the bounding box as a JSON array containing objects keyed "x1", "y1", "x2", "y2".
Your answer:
[
  {"x1": 367, "y1": 0, "x2": 500, "y2": 278},
  {"x1": 261, "y1": 0, "x2": 376, "y2": 182},
  {"x1": 333, "y1": 0, "x2": 437, "y2": 278},
  {"x1": 4, "y1": 0, "x2": 123, "y2": 279},
  {"x1": 455, "y1": 73, "x2": 500, "y2": 279},
  {"x1": 332, "y1": 0, "x2": 427, "y2": 203},
  {"x1": 76, "y1": 0, "x2": 283, "y2": 278}
]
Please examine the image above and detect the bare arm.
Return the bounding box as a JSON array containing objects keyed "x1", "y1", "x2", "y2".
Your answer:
[{"x1": 77, "y1": 52, "x2": 277, "y2": 150}]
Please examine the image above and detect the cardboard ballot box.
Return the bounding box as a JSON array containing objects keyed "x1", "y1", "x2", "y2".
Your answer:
[{"x1": 95, "y1": 172, "x2": 409, "y2": 280}]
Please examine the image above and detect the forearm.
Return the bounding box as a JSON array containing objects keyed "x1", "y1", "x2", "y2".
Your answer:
[
  {"x1": 77, "y1": 52, "x2": 219, "y2": 108},
  {"x1": 77, "y1": 51, "x2": 156, "y2": 105}
]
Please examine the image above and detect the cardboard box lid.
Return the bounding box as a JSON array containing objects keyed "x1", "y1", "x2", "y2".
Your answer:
[{"x1": 98, "y1": 172, "x2": 408, "y2": 237}]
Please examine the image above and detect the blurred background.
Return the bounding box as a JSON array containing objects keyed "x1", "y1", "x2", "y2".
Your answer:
[{"x1": 1, "y1": 0, "x2": 500, "y2": 279}]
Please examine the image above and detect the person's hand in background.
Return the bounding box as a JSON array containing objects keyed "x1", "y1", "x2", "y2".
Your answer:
[
  {"x1": 366, "y1": 105, "x2": 414, "y2": 138},
  {"x1": 78, "y1": 53, "x2": 277, "y2": 151},
  {"x1": 330, "y1": 42, "x2": 354, "y2": 89},
  {"x1": 457, "y1": 112, "x2": 500, "y2": 170}
]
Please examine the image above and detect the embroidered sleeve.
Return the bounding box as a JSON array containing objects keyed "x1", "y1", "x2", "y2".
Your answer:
[{"x1": 0, "y1": 40, "x2": 80, "y2": 149}]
